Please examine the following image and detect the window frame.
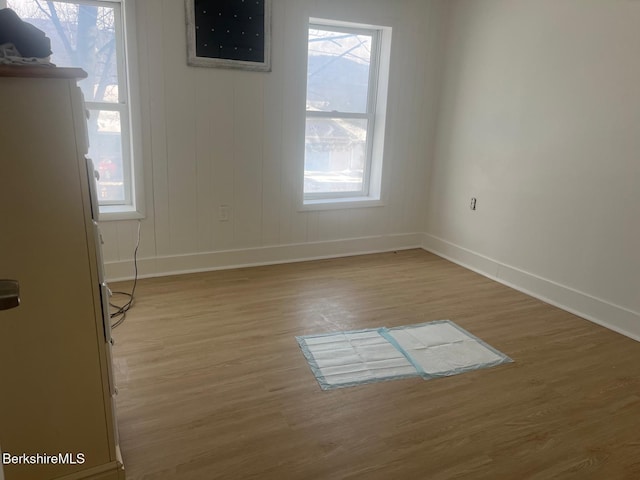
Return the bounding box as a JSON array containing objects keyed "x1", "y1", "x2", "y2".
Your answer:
[
  {"x1": 93, "y1": 0, "x2": 144, "y2": 219},
  {"x1": 9, "y1": 0, "x2": 144, "y2": 219},
  {"x1": 304, "y1": 20, "x2": 384, "y2": 202},
  {"x1": 82, "y1": 0, "x2": 131, "y2": 207}
]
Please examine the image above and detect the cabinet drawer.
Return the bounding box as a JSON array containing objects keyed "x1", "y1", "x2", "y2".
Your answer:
[
  {"x1": 100, "y1": 282, "x2": 112, "y2": 343},
  {"x1": 93, "y1": 221, "x2": 106, "y2": 284},
  {"x1": 105, "y1": 332, "x2": 117, "y2": 397},
  {"x1": 86, "y1": 157, "x2": 101, "y2": 221}
]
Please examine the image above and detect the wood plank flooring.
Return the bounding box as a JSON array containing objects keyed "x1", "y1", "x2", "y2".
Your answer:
[{"x1": 110, "y1": 249, "x2": 640, "y2": 479}]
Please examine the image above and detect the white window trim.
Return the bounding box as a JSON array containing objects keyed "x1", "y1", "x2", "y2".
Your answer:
[
  {"x1": 304, "y1": 22, "x2": 380, "y2": 201},
  {"x1": 98, "y1": 0, "x2": 144, "y2": 220},
  {"x1": 301, "y1": 18, "x2": 391, "y2": 210}
]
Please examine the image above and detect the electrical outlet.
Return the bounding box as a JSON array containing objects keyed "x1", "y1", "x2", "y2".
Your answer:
[
  {"x1": 470, "y1": 197, "x2": 477, "y2": 210},
  {"x1": 219, "y1": 205, "x2": 230, "y2": 222}
]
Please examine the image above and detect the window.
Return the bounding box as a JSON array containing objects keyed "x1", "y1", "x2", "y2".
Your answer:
[
  {"x1": 304, "y1": 19, "x2": 390, "y2": 206},
  {"x1": 8, "y1": 0, "x2": 142, "y2": 218}
]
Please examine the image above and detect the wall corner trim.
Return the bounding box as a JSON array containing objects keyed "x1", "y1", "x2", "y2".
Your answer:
[{"x1": 421, "y1": 233, "x2": 640, "y2": 342}]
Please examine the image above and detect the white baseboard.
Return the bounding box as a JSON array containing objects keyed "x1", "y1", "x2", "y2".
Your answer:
[
  {"x1": 104, "y1": 231, "x2": 639, "y2": 342},
  {"x1": 422, "y1": 233, "x2": 640, "y2": 342},
  {"x1": 105, "y1": 233, "x2": 423, "y2": 282}
]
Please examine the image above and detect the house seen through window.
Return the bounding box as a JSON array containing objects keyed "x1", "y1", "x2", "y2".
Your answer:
[{"x1": 304, "y1": 20, "x2": 388, "y2": 202}]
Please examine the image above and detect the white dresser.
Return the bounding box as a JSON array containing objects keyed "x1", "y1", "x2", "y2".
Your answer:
[{"x1": 0, "y1": 66, "x2": 124, "y2": 480}]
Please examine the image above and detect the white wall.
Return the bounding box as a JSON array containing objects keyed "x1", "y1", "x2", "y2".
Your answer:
[
  {"x1": 101, "y1": 0, "x2": 445, "y2": 279},
  {"x1": 425, "y1": 0, "x2": 640, "y2": 338},
  {"x1": 101, "y1": 0, "x2": 639, "y2": 339}
]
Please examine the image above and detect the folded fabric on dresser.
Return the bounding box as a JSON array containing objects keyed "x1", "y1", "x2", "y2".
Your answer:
[{"x1": 0, "y1": 8, "x2": 53, "y2": 65}]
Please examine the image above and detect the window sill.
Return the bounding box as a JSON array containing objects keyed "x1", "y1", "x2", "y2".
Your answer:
[
  {"x1": 98, "y1": 205, "x2": 145, "y2": 221},
  {"x1": 300, "y1": 197, "x2": 385, "y2": 211}
]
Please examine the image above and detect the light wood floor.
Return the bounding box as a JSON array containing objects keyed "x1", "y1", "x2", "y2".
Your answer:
[{"x1": 110, "y1": 249, "x2": 640, "y2": 480}]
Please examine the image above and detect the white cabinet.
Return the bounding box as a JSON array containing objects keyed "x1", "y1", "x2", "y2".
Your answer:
[{"x1": 0, "y1": 66, "x2": 124, "y2": 480}]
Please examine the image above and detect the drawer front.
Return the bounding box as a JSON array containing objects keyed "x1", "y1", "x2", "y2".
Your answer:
[
  {"x1": 100, "y1": 282, "x2": 112, "y2": 343},
  {"x1": 93, "y1": 221, "x2": 106, "y2": 284},
  {"x1": 104, "y1": 332, "x2": 117, "y2": 397},
  {"x1": 86, "y1": 157, "x2": 101, "y2": 221},
  {"x1": 99, "y1": 283, "x2": 117, "y2": 397},
  {"x1": 72, "y1": 85, "x2": 90, "y2": 155}
]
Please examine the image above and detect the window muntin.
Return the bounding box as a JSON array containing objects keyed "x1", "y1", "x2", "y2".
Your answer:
[
  {"x1": 8, "y1": 0, "x2": 133, "y2": 207},
  {"x1": 304, "y1": 23, "x2": 380, "y2": 199}
]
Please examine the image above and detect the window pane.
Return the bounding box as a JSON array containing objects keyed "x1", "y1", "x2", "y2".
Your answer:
[
  {"x1": 307, "y1": 28, "x2": 372, "y2": 114},
  {"x1": 304, "y1": 117, "x2": 368, "y2": 194},
  {"x1": 89, "y1": 109, "x2": 126, "y2": 203},
  {"x1": 7, "y1": 1, "x2": 120, "y2": 103}
]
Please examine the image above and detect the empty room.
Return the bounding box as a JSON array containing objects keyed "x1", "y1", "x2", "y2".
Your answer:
[{"x1": 1, "y1": 0, "x2": 639, "y2": 479}]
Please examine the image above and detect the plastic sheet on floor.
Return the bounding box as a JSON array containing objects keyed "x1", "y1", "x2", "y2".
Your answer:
[
  {"x1": 297, "y1": 320, "x2": 512, "y2": 390},
  {"x1": 296, "y1": 328, "x2": 420, "y2": 390}
]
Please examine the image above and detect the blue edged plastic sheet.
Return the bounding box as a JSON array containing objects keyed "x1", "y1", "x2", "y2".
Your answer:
[
  {"x1": 296, "y1": 320, "x2": 512, "y2": 390},
  {"x1": 296, "y1": 328, "x2": 420, "y2": 390}
]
